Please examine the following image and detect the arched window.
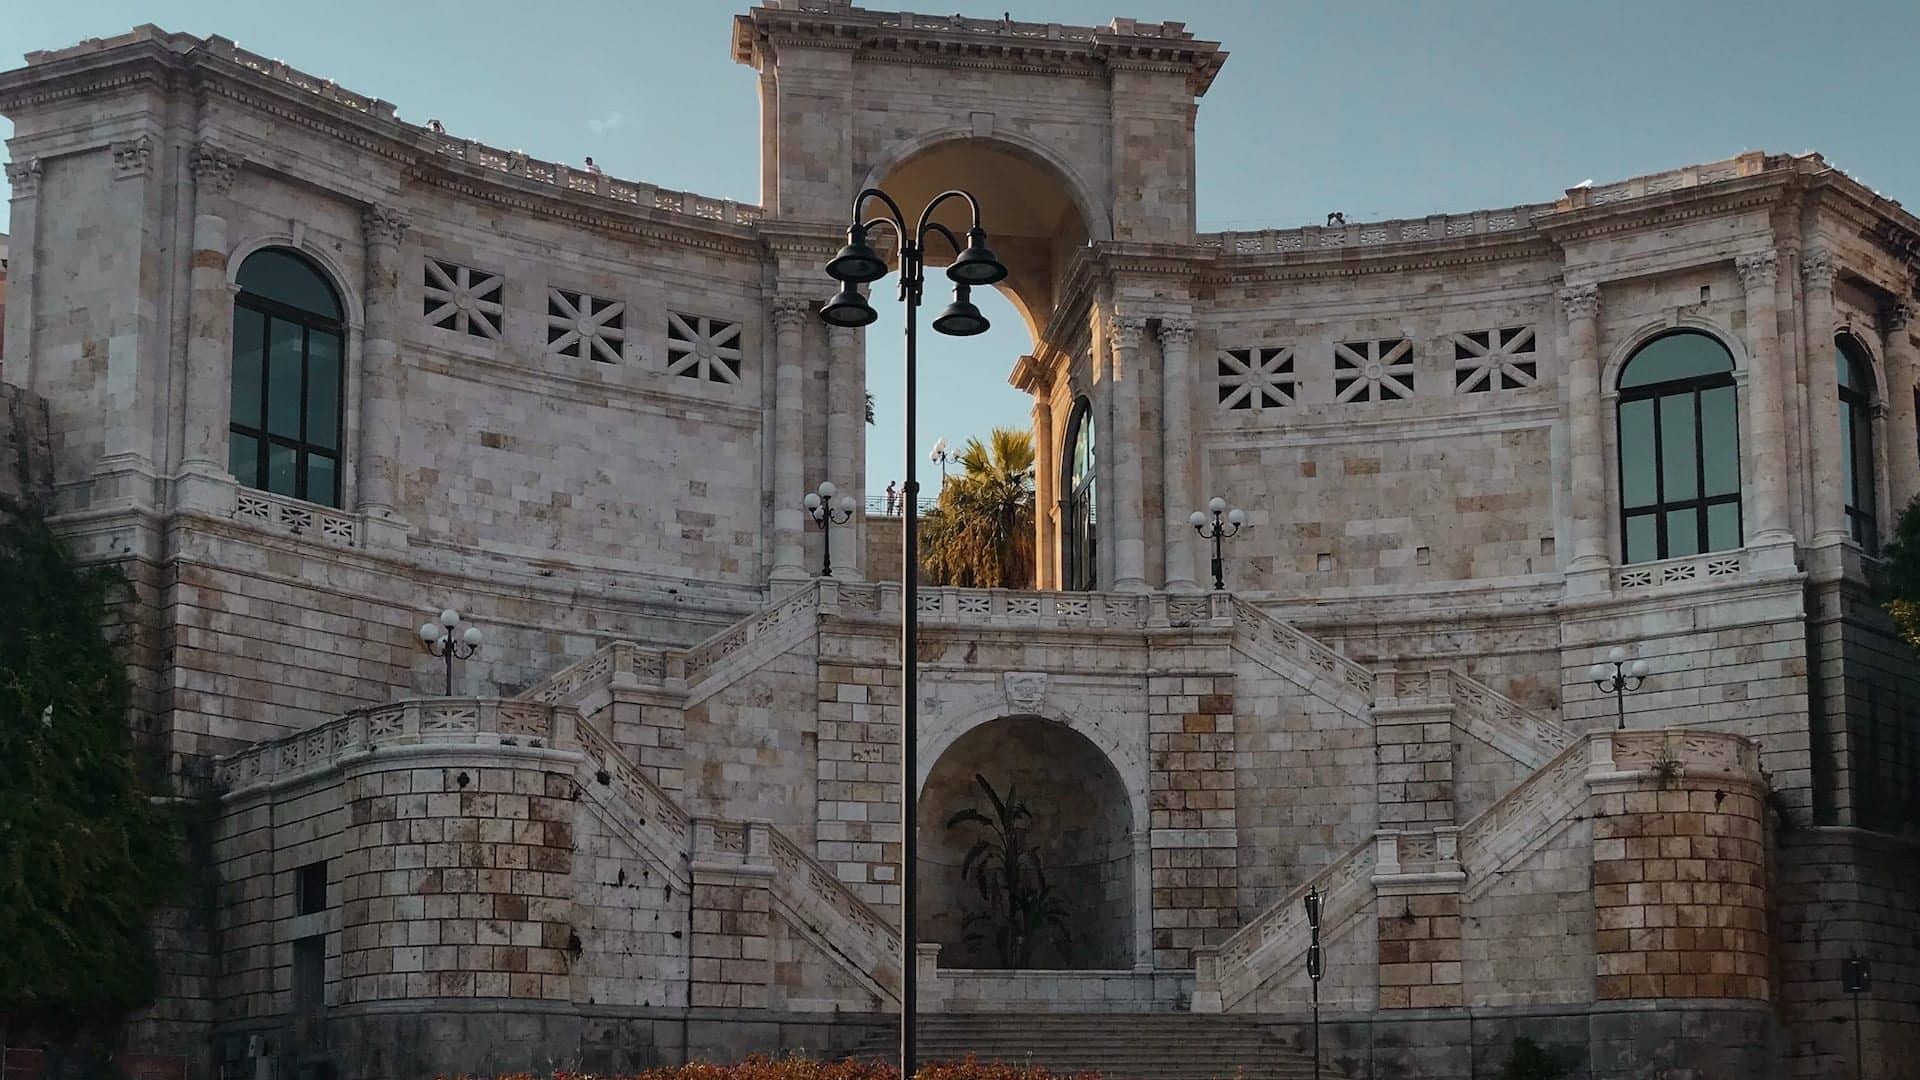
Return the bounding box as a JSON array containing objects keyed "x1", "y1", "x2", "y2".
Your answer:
[
  {"x1": 229, "y1": 249, "x2": 346, "y2": 508},
  {"x1": 1061, "y1": 398, "x2": 1097, "y2": 591},
  {"x1": 1617, "y1": 331, "x2": 1741, "y2": 564},
  {"x1": 1837, "y1": 333, "x2": 1879, "y2": 553}
]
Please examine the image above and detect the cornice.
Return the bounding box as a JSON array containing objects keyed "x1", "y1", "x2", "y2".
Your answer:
[
  {"x1": 1205, "y1": 234, "x2": 1556, "y2": 285},
  {"x1": 1532, "y1": 172, "x2": 1795, "y2": 244}
]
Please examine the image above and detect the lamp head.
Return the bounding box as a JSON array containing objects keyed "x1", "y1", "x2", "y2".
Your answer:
[
  {"x1": 819, "y1": 284, "x2": 879, "y2": 328},
  {"x1": 837, "y1": 495, "x2": 857, "y2": 514},
  {"x1": 462, "y1": 626, "x2": 483, "y2": 647},
  {"x1": 825, "y1": 224, "x2": 888, "y2": 284},
  {"x1": 946, "y1": 227, "x2": 1008, "y2": 286},
  {"x1": 1208, "y1": 496, "x2": 1227, "y2": 514},
  {"x1": 1587, "y1": 663, "x2": 1611, "y2": 685},
  {"x1": 1227, "y1": 508, "x2": 1247, "y2": 527},
  {"x1": 1628, "y1": 659, "x2": 1649, "y2": 678},
  {"x1": 1189, "y1": 511, "x2": 1208, "y2": 528},
  {"x1": 931, "y1": 285, "x2": 990, "y2": 337},
  {"x1": 818, "y1": 481, "x2": 836, "y2": 500},
  {"x1": 1607, "y1": 646, "x2": 1626, "y2": 664},
  {"x1": 440, "y1": 608, "x2": 461, "y2": 629},
  {"x1": 419, "y1": 621, "x2": 445, "y2": 645},
  {"x1": 1303, "y1": 886, "x2": 1322, "y2": 926},
  {"x1": 804, "y1": 492, "x2": 822, "y2": 511}
]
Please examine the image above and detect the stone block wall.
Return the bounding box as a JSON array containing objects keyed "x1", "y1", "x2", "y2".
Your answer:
[
  {"x1": 1592, "y1": 781, "x2": 1769, "y2": 1002},
  {"x1": 814, "y1": 640, "x2": 902, "y2": 909},
  {"x1": 0, "y1": 381, "x2": 51, "y2": 502},
  {"x1": 689, "y1": 876, "x2": 771, "y2": 1010},
  {"x1": 1377, "y1": 890, "x2": 1465, "y2": 1009},
  {"x1": 1461, "y1": 817, "x2": 1594, "y2": 1007},
  {"x1": 1148, "y1": 671, "x2": 1238, "y2": 968},
  {"x1": 213, "y1": 778, "x2": 346, "y2": 1021},
  {"x1": 1373, "y1": 703, "x2": 1455, "y2": 826},
  {"x1": 338, "y1": 757, "x2": 578, "y2": 1004}
]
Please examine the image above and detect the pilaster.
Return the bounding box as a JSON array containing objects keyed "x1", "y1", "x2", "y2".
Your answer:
[
  {"x1": 826, "y1": 324, "x2": 863, "y2": 580},
  {"x1": 768, "y1": 298, "x2": 810, "y2": 585},
  {"x1": 1560, "y1": 283, "x2": 1609, "y2": 594},
  {"x1": 1736, "y1": 251, "x2": 1796, "y2": 569},
  {"x1": 1802, "y1": 249, "x2": 1850, "y2": 556},
  {"x1": 176, "y1": 141, "x2": 243, "y2": 513},
  {"x1": 1108, "y1": 313, "x2": 1149, "y2": 592},
  {"x1": 359, "y1": 203, "x2": 411, "y2": 548},
  {"x1": 1883, "y1": 302, "x2": 1920, "y2": 520},
  {"x1": 1031, "y1": 391, "x2": 1056, "y2": 590},
  {"x1": 1158, "y1": 318, "x2": 1199, "y2": 590},
  {"x1": 2, "y1": 159, "x2": 42, "y2": 385}
]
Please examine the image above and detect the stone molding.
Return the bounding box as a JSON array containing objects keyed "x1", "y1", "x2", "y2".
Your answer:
[
  {"x1": 362, "y1": 203, "x2": 412, "y2": 245},
  {"x1": 1558, "y1": 282, "x2": 1601, "y2": 321}
]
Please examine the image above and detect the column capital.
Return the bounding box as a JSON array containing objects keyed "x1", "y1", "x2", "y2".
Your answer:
[
  {"x1": 1735, "y1": 250, "x2": 1778, "y2": 291},
  {"x1": 1885, "y1": 301, "x2": 1916, "y2": 335},
  {"x1": 191, "y1": 141, "x2": 242, "y2": 198},
  {"x1": 1107, "y1": 314, "x2": 1148, "y2": 349},
  {"x1": 363, "y1": 204, "x2": 412, "y2": 246},
  {"x1": 1801, "y1": 247, "x2": 1836, "y2": 290},
  {"x1": 110, "y1": 136, "x2": 153, "y2": 181},
  {"x1": 1158, "y1": 318, "x2": 1195, "y2": 346},
  {"x1": 5, "y1": 157, "x2": 42, "y2": 200},
  {"x1": 770, "y1": 296, "x2": 813, "y2": 329},
  {"x1": 1558, "y1": 282, "x2": 1601, "y2": 321}
]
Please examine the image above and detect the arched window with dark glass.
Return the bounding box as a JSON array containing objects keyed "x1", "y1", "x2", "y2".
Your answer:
[
  {"x1": 1837, "y1": 333, "x2": 1879, "y2": 553},
  {"x1": 228, "y1": 249, "x2": 346, "y2": 508},
  {"x1": 1617, "y1": 331, "x2": 1742, "y2": 564},
  {"x1": 1061, "y1": 398, "x2": 1097, "y2": 591}
]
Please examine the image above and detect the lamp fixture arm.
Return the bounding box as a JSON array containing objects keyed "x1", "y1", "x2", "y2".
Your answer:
[{"x1": 914, "y1": 188, "x2": 984, "y2": 239}]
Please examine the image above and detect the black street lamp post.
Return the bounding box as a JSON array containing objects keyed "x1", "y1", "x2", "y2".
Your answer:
[
  {"x1": 418, "y1": 608, "x2": 482, "y2": 696},
  {"x1": 1305, "y1": 885, "x2": 1324, "y2": 1080},
  {"x1": 818, "y1": 186, "x2": 1007, "y2": 1076},
  {"x1": 804, "y1": 481, "x2": 857, "y2": 577},
  {"x1": 1190, "y1": 496, "x2": 1247, "y2": 591},
  {"x1": 1588, "y1": 647, "x2": 1649, "y2": 730}
]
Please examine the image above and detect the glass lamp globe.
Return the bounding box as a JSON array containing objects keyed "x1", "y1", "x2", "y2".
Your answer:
[
  {"x1": 419, "y1": 621, "x2": 444, "y2": 644},
  {"x1": 1587, "y1": 663, "x2": 1611, "y2": 684},
  {"x1": 1208, "y1": 496, "x2": 1227, "y2": 513},
  {"x1": 440, "y1": 608, "x2": 461, "y2": 629},
  {"x1": 1189, "y1": 511, "x2": 1208, "y2": 528},
  {"x1": 804, "y1": 492, "x2": 822, "y2": 511},
  {"x1": 1227, "y1": 508, "x2": 1247, "y2": 527},
  {"x1": 1628, "y1": 659, "x2": 1649, "y2": 678},
  {"x1": 837, "y1": 495, "x2": 857, "y2": 514},
  {"x1": 819, "y1": 481, "x2": 836, "y2": 499},
  {"x1": 462, "y1": 626, "x2": 483, "y2": 647},
  {"x1": 1607, "y1": 646, "x2": 1626, "y2": 664}
]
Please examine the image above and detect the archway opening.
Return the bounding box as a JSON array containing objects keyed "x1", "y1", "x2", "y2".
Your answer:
[{"x1": 918, "y1": 716, "x2": 1133, "y2": 970}]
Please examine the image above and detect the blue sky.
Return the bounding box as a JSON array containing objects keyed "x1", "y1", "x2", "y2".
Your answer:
[{"x1": 8, "y1": 1, "x2": 1920, "y2": 494}]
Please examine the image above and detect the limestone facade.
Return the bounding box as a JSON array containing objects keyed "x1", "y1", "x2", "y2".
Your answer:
[{"x1": 1, "y1": 5, "x2": 1917, "y2": 1079}]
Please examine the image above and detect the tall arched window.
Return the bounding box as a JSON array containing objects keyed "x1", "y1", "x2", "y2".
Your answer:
[
  {"x1": 229, "y1": 249, "x2": 346, "y2": 508},
  {"x1": 1837, "y1": 333, "x2": 1879, "y2": 553},
  {"x1": 1061, "y1": 398, "x2": 1097, "y2": 591},
  {"x1": 1617, "y1": 331, "x2": 1741, "y2": 564}
]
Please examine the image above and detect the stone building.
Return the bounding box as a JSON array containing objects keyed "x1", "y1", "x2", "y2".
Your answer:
[{"x1": 0, "y1": 3, "x2": 1915, "y2": 1078}]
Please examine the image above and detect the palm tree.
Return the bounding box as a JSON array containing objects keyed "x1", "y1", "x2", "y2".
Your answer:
[{"x1": 920, "y1": 426, "x2": 1035, "y2": 588}]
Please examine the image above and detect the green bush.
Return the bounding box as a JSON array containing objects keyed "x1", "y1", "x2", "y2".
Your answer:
[{"x1": 0, "y1": 497, "x2": 181, "y2": 1042}]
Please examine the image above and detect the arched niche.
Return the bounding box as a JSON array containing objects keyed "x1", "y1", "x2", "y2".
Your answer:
[{"x1": 917, "y1": 715, "x2": 1134, "y2": 971}]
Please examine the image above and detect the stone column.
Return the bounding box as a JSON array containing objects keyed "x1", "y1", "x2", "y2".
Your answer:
[
  {"x1": 1736, "y1": 252, "x2": 1795, "y2": 558},
  {"x1": 1803, "y1": 249, "x2": 1850, "y2": 548},
  {"x1": 1560, "y1": 283, "x2": 1608, "y2": 585},
  {"x1": 769, "y1": 298, "x2": 810, "y2": 584},
  {"x1": 360, "y1": 205, "x2": 411, "y2": 546},
  {"x1": 1108, "y1": 314, "x2": 1149, "y2": 592},
  {"x1": 1884, "y1": 302, "x2": 1920, "y2": 516},
  {"x1": 1159, "y1": 318, "x2": 1199, "y2": 590},
  {"x1": 827, "y1": 324, "x2": 863, "y2": 580},
  {"x1": 1031, "y1": 394, "x2": 1055, "y2": 590},
  {"x1": 177, "y1": 143, "x2": 242, "y2": 510},
  {"x1": 1, "y1": 159, "x2": 42, "y2": 385}
]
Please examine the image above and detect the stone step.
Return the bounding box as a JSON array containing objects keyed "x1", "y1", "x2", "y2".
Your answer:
[{"x1": 899, "y1": 1014, "x2": 1336, "y2": 1080}]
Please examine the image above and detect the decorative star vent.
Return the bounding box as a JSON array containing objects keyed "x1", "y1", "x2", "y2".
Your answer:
[
  {"x1": 1453, "y1": 326, "x2": 1537, "y2": 393},
  {"x1": 547, "y1": 288, "x2": 626, "y2": 364},
  {"x1": 1216, "y1": 346, "x2": 1295, "y2": 411},
  {"x1": 1334, "y1": 338, "x2": 1414, "y2": 403},
  {"x1": 423, "y1": 258, "x2": 504, "y2": 340},
  {"x1": 665, "y1": 313, "x2": 742, "y2": 384}
]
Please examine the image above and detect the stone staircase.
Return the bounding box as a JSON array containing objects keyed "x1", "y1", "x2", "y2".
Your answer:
[{"x1": 913, "y1": 1014, "x2": 1340, "y2": 1079}]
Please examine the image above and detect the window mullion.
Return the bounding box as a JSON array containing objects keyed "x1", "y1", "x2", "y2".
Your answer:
[
  {"x1": 1694, "y1": 387, "x2": 1709, "y2": 553},
  {"x1": 1651, "y1": 390, "x2": 1669, "y2": 559}
]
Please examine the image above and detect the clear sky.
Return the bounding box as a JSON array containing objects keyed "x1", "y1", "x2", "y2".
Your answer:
[{"x1": 8, "y1": 1, "x2": 1920, "y2": 497}]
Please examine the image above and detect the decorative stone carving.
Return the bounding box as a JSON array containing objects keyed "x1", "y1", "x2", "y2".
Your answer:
[
  {"x1": 190, "y1": 141, "x2": 241, "y2": 197},
  {"x1": 1157, "y1": 318, "x2": 1194, "y2": 346},
  {"x1": 5, "y1": 157, "x2": 42, "y2": 199},
  {"x1": 1107, "y1": 314, "x2": 1146, "y2": 349},
  {"x1": 362, "y1": 204, "x2": 412, "y2": 245},
  {"x1": 1802, "y1": 248, "x2": 1836, "y2": 289},
  {"x1": 110, "y1": 136, "x2": 152, "y2": 179},
  {"x1": 1558, "y1": 282, "x2": 1600, "y2": 321},
  {"x1": 1734, "y1": 250, "x2": 1777, "y2": 290},
  {"x1": 1885, "y1": 301, "x2": 1915, "y2": 334},
  {"x1": 1003, "y1": 671, "x2": 1048, "y2": 713},
  {"x1": 769, "y1": 296, "x2": 812, "y2": 328}
]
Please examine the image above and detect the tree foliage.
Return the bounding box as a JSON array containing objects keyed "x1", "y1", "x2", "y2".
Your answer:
[
  {"x1": 919, "y1": 427, "x2": 1035, "y2": 588},
  {"x1": 1881, "y1": 496, "x2": 1920, "y2": 651},
  {"x1": 0, "y1": 497, "x2": 179, "y2": 1037},
  {"x1": 946, "y1": 774, "x2": 1071, "y2": 969}
]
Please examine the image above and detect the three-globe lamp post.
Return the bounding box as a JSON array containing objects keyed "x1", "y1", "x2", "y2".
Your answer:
[
  {"x1": 1190, "y1": 496, "x2": 1248, "y2": 591},
  {"x1": 804, "y1": 481, "x2": 858, "y2": 578},
  {"x1": 1588, "y1": 647, "x2": 1650, "y2": 730},
  {"x1": 818, "y1": 186, "x2": 1006, "y2": 1076},
  {"x1": 418, "y1": 608, "x2": 482, "y2": 696}
]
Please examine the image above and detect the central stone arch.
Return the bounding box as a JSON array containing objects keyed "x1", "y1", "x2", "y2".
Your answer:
[{"x1": 917, "y1": 714, "x2": 1136, "y2": 970}]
